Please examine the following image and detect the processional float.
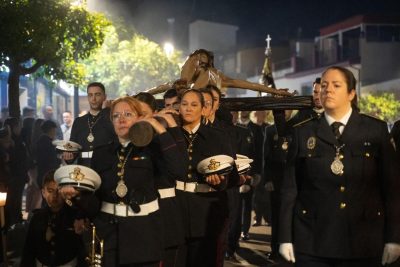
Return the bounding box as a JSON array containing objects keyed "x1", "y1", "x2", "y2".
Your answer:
[{"x1": 146, "y1": 34, "x2": 313, "y2": 111}]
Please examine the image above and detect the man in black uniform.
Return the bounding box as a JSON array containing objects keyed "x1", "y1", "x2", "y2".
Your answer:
[
  {"x1": 235, "y1": 111, "x2": 257, "y2": 241},
  {"x1": 20, "y1": 170, "x2": 87, "y2": 267},
  {"x1": 288, "y1": 77, "x2": 323, "y2": 127},
  {"x1": 264, "y1": 110, "x2": 293, "y2": 263},
  {"x1": 250, "y1": 111, "x2": 270, "y2": 227},
  {"x1": 264, "y1": 77, "x2": 323, "y2": 263},
  {"x1": 68, "y1": 82, "x2": 117, "y2": 167}
]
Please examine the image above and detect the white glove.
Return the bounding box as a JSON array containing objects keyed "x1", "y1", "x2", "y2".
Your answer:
[
  {"x1": 279, "y1": 243, "x2": 296, "y2": 263},
  {"x1": 239, "y1": 184, "x2": 251, "y2": 193},
  {"x1": 382, "y1": 243, "x2": 400, "y2": 265}
]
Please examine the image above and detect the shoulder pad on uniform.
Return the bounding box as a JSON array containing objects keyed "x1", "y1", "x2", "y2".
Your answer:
[
  {"x1": 235, "y1": 124, "x2": 247, "y2": 129},
  {"x1": 359, "y1": 113, "x2": 386, "y2": 123},
  {"x1": 31, "y1": 208, "x2": 41, "y2": 214},
  {"x1": 208, "y1": 124, "x2": 225, "y2": 133},
  {"x1": 292, "y1": 113, "x2": 320, "y2": 128}
]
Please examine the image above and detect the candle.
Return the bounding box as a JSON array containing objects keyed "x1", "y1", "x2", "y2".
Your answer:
[{"x1": 0, "y1": 193, "x2": 7, "y2": 207}]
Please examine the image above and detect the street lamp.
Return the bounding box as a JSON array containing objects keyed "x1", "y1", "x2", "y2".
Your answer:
[{"x1": 163, "y1": 42, "x2": 174, "y2": 59}]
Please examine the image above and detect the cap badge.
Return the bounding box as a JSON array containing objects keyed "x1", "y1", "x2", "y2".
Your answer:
[
  {"x1": 208, "y1": 159, "x2": 221, "y2": 171},
  {"x1": 63, "y1": 142, "x2": 73, "y2": 150},
  {"x1": 70, "y1": 167, "x2": 85, "y2": 181}
]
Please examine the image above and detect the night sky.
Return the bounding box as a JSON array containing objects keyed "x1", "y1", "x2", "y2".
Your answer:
[{"x1": 98, "y1": 0, "x2": 400, "y2": 51}]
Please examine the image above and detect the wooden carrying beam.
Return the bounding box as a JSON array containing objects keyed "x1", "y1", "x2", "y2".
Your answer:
[{"x1": 220, "y1": 96, "x2": 313, "y2": 111}]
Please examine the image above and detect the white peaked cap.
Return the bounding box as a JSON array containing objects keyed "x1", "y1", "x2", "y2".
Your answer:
[{"x1": 54, "y1": 164, "x2": 101, "y2": 192}]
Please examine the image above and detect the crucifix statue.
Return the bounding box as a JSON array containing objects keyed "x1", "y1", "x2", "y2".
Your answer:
[{"x1": 146, "y1": 48, "x2": 294, "y2": 96}]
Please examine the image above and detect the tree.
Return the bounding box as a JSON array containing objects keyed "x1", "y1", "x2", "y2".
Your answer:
[
  {"x1": 82, "y1": 25, "x2": 182, "y2": 96},
  {"x1": 0, "y1": 0, "x2": 109, "y2": 117},
  {"x1": 359, "y1": 92, "x2": 400, "y2": 123}
]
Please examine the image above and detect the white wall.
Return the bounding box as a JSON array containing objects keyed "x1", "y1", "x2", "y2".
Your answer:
[{"x1": 189, "y1": 20, "x2": 238, "y2": 53}]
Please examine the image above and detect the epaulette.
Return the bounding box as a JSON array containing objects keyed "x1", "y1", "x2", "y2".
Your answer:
[
  {"x1": 292, "y1": 112, "x2": 321, "y2": 128},
  {"x1": 359, "y1": 113, "x2": 386, "y2": 123}
]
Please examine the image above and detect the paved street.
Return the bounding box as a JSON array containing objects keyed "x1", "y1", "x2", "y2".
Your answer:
[{"x1": 224, "y1": 222, "x2": 292, "y2": 267}]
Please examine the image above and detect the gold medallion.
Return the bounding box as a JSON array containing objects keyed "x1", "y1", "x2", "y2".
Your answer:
[
  {"x1": 331, "y1": 157, "x2": 344, "y2": 175},
  {"x1": 87, "y1": 133, "x2": 94, "y2": 143},
  {"x1": 282, "y1": 141, "x2": 288, "y2": 150},
  {"x1": 307, "y1": 137, "x2": 316, "y2": 150},
  {"x1": 116, "y1": 180, "x2": 128, "y2": 198}
]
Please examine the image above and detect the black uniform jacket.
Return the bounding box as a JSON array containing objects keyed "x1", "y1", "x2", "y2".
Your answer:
[
  {"x1": 86, "y1": 131, "x2": 185, "y2": 264},
  {"x1": 20, "y1": 205, "x2": 86, "y2": 267},
  {"x1": 70, "y1": 108, "x2": 117, "y2": 166},
  {"x1": 264, "y1": 125, "x2": 288, "y2": 191},
  {"x1": 176, "y1": 124, "x2": 239, "y2": 238},
  {"x1": 279, "y1": 110, "x2": 400, "y2": 259}
]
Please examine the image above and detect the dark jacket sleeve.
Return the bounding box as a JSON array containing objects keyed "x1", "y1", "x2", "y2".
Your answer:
[
  {"x1": 379, "y1": 121, "x2": 400, "y2": 243},
  {"x1": 20, "y1": 214, "x2": 38, "y2": 266},
  {"x1": 278, "y1": 127, "x2": 299, "y2": 243},
  {"x1": 69, "y1": 117, "x2": 80, "y2": 144},
  {"x1": 157, "y1": 131, "x2": 187, "y2": 182}
]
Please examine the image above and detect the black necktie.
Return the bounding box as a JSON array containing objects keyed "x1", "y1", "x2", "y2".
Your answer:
[{"x1": 331, "y1": 122, "x2": 343, "y2": 139}]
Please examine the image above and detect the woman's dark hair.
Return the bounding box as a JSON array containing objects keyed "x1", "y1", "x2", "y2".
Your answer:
[
  {"x1": 322, "y1": 66, "x2": 356, "y2": 93},
  {"x1": 322, "y1": 66, "x2": 358, "y2": 110},
  {"x1": 199, "y1": 88, "x2": 214, "y2": 107},
  {"x1": 179, "y1": 89, "x2": 205, "y2": 107},
  {"x1": 134, "y1": 92, "x2": 157, "y2": 112},
  {"x1": 207, "y1": 85, "x2": 222, "y2": 100}
]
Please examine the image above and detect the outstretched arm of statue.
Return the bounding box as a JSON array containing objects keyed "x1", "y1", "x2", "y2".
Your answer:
[{"x1": 220, "y1": 72, "x2": 294, "y2": 96}]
